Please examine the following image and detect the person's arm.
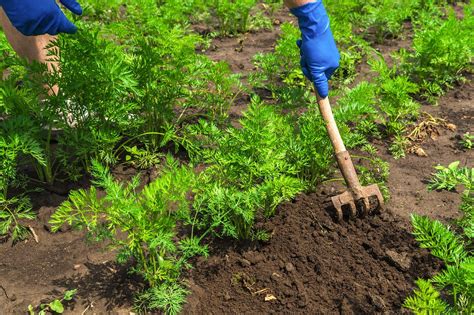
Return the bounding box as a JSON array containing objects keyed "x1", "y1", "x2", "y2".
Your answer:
[
  {"x1": 0, "y1": 0, "x2": 82, "y2": 36},
  {"x1": 285, "y1": 0, "x2": 340, "y2": 98}
]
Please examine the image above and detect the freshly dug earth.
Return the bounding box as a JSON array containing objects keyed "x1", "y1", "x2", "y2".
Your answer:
[{"x1": 184, "y1": 192, "x2": 441, "y2": 314}]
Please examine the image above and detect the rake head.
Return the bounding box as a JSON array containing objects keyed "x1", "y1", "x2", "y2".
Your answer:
[{"x1": 331, "y1": 184, "x2": 385, "y2": 221}]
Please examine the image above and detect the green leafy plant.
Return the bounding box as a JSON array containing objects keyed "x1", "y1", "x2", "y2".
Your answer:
[
  {"x1": 359, "y1": 54, "x2": 422, "y2": 158},
  {"x1": 459, "y1": 192, "x2": 474, "y2": 239},
  {"x1": 407, "y1": 214, "x2": 473, "y2": 314},
  {"x1": 0, "y1": 0, "x2": 244, "y2": 185},
  {"x1": 134, "y1": 282, "x2": 189, "y2": 315},
  {"x1": 213, "y1": 0, "x2": 258, "y2": 35},
  {"x1": 1, "y1": 22, "x2": 141, "y2": 182},
  {"x1": 49, "y1": 157, "x2": 200, "y2": 313},
  {"x1": 185, "y1": 59, "x2": 243, "y2": 124},
  {"x1": 360, "y1": 0, "x2": 421, "y2": 42},
  {"x1": 0, "y1": 196, "x2": 35, "y2": 243},
  {"x1": 404, "y1": 279, "x2": 450, "y2": 314},
  {"x1": 428, "y1": 162, "x2": 474, "y2": 239},
  {"x1": 460, "y1": 132, "x2": 474, "y2": 150},
  {"x1": 405, "y1": 163, "x2": 474, "y2": 314},
  {"x1": 324, "y1": 0, "x2": 370, "y2": 86},
  {"x1": 405, "y1": 9, "x2": 474, "y2": 102},
  {"x1": 249, "y1": 22, "x2": 309, "y2": 101},
  {"x1": 124, "y1": 145, "x2": 163, "y2": 170},
  {"x1": 185, "y1": 92, "x2": 380, "y2": 239},
  {"x1": 45, "y1": 25, "x2": 140, "y2": 176},
  {"x1": 187, "y1": 97, "x2": 307, "y2": 239},
  {"x1": 369, "y1": 55, "x2": 420, "y2": 131},
  {"x1": 79, "y1": 0, "x2": 123, "y2": 21},
  {"x1": 145, "y1": 0, "x2": 270, "y2": 36},
  {"x1": 428, "y1": 161, "x2": 473, "y2": 192},
  {"x1": 28, "y1": 289, "x2": 77, "y2": 315},
  {"x1": 0, "y1": 117, "x2": 45, "y2": 242}
]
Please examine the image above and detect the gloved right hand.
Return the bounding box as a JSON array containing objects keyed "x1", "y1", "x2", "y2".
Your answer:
[
  {"x1": 290, "y1": 1, "x2": 340, "y2": 98},
  {"x1": 0, "y1": 0, "x2": 82, "y2": 36}
]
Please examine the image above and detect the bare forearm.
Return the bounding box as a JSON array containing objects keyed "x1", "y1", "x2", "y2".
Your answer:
[{"x1": 284, "y1": 0, "x2": 315, "y2": 9}]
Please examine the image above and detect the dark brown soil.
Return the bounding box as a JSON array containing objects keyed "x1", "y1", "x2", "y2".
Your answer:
[
  {"x1": 204, "y1": 11, "x2": 296, "y2": 120},
  {"x1": 380, "y1": 78, "x2": 473, "y2": 221},
  {"x1": 184, "y1": 192, "x2": 441, "y2": 314},
  {"x1": 204, "y1": 11, "x2": 295, "y2": 82},
  {"x1": 0, "y1": 192, "x2": 138, "y2": 314}
]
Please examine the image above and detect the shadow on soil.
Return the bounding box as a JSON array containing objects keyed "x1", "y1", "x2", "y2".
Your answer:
[{"x1": 51, "y1": 261, "x2": 143, "y2": 312}]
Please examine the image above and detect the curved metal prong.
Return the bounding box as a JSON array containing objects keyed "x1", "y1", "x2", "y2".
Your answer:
[
  {"x1": 331, "y1": 184, "x2": 385, "y2": 221},
  {"x1": 348, "y1": 201, "x2": 357, "y2": 218},
  {"x1": 362, "y1": 184, "x2": 385, "y2": 213},
  {"x1": 359, "y1": 197, "x2": 370, "y2": 217},
  {"x1": 331, "y1": 195, "x2": 344, "y2": 222}
]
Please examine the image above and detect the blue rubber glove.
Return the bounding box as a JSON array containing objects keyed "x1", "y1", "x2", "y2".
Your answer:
[
  {"x1": 0, "y1": 0, "x2": 82, "y2": 36},
  {"x1": 291, "y1": 1, "x2": 340, "y2": 98}
]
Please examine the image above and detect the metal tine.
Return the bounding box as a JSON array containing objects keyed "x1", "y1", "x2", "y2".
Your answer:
[
  {"x1": 348, "y1": 201, "x2": 357, "y2": 218},
  {"x1": 335, "y1": 205, "x2": 343, "y2": 222},
  {"x1": 331, "y1": 187, "x2": 384, "y2": 221}
]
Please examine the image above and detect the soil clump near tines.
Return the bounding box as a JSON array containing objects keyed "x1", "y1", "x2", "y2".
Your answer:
[{"x1": 184, "y1": 192, "x2": 441, "y2": 314}]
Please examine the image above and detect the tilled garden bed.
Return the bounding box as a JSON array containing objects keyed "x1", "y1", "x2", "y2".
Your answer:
[{"x1": 184, "y1": 192, "x2": 441, "y2": 314}]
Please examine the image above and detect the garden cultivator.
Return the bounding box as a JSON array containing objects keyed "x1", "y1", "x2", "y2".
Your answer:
[{"x1": 317, "y1": 95, "x2": 385, "y2": 221}]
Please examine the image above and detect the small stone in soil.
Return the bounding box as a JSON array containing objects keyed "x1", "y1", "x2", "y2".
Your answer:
[
  {"x1": 285, "y1": 262, "x2": 295, "y2": 273},
  {"x1": 385, "y1": 250, "x2": 412, "y2": 271},
  {"x1": 238, "y1": 258, "x2": 251, "y2": 267},
  {"x1": 369, "y1": 293, "x2": 386, "y2": 310},
  {"x1": 271, "y1": 272, "x2": 282, "y2": 281}
]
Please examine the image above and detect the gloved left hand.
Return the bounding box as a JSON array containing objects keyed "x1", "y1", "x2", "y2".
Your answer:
[{"x1": 0, "y1": 0, "x2": 83, "y2": 36}]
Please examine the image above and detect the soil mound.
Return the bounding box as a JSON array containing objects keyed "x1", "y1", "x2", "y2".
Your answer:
[{"x1": 184, "y1": 192, "x2": 441, "y2": 314}]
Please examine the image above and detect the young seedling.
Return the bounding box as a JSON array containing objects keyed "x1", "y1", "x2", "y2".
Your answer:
[
  {"x1": 459, "y1": 132, "x2": 474, "y2": 150},
  {"x1": 28, "y1": 289, "x2": 77, "y2": 315},
  {"x1": 428, "y1": 161, "x2": 473, "y2": 192}
]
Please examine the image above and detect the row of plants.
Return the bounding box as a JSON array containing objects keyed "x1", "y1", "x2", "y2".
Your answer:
[
  {"x1": 0, "y1": 0, "x2": 245, "y2": 243},
  {"x1": 80, "y1": 0, "x2": 283, "y2": 35},
  {"x1": 251, "y1": 2, "x2": 473, "y2": 157}
]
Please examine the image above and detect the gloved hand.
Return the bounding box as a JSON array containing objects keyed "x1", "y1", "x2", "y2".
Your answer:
[
  {"x1": 0, "y1": 0, "x2": 82, "y2": 36},
  {"x1": 291, "y1": 1, "x2": 340, "y2": 98}
]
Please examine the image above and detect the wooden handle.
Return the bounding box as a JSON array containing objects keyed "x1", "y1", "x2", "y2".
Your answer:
[
  {"x1": 316, "y1": 94, "x2": 364, "y2": 198},
  {"x1": 316, "y1": 95, "x2": 346, "y2": 154}
]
